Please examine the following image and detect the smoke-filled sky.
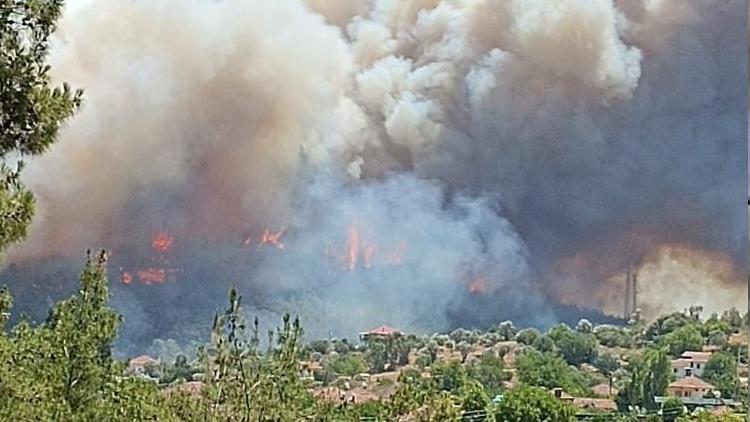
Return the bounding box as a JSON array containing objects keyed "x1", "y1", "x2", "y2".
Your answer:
[{"x1": 2, "y1": 0, "x2": 747, "y2": 344}]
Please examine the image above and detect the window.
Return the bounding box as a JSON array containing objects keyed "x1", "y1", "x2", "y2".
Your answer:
[{"x1": 697, "y1": 364, "x2": 701, "y2": 369}]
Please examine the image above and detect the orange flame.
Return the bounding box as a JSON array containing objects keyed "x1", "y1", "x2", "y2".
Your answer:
[
  {"x1": 122, "y1": 271, "x2": 133, "y2": 284},
  {"x1": 346, "y1": 224, "x2": 359, "y2": 270},
  {"x1": 259, "y1": 228, "x2": 286, "y2": 250},
  {"x1": 152, "y1": 232, "x2": 173, "y2": 253},
  {"x1": 138, "y1": 268, "x2": 167, "y2": 284}
]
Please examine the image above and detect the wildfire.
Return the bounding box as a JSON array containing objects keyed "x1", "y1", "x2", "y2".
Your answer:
[
  {"x1": 138, "y1": 268, "x2": 167, "y2": 284},
  {"x1": 119, "y1": 230, "x2": 176, "y2": 285},
  {"x1": 259, "y1": 228, "x2": 286, "y2": 250},
  {"x1": 152, "y1": 232, "x2": 173, "y2": 253},
  {"x1": 468, "y1": 277, "x2": 488, "y2": 294},
  {"x1": 325, "y1": 222, "x2": 407, "y2": 271},
  {"x1": 346, "y1": 224, "x2": 360, "y2": 270}
]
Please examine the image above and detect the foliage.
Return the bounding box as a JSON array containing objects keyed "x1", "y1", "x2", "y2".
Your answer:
[
  {"x1": 616, "y1": 347, "x2": 671, "y2": 411},
  {"x1": 0, "y1": 251, "x2": 171, "y2": 420},
  {"x1": 201, "y1": 288, "x2": 314, "y2": 421},
  {"x1": 431, "y1": 360, "x2": 469, "y2": 393},
  {"x1": 661, "y1": 397, "x2": 684, "y2": 421},
  {"x1": 594, "y1": 324, "x2": 632, "y2": 348},
  {"x1": 660, "y1": 323, "x2": 704, "y2": 357},
  {"x1": 497, "y1": 321, "x2": 517, "y2": 341},
  {"x1": 702, "y1": 352, "x2": 739, "y2": 399},
  {"x1": 514, "y1": 327, "x2": 540, "y2": 345},
  {"x1": 468, "y1": 352, "x2": 509, "y2": 396},
  {"x1": 493, "y1": 386, "x2": 576, "y2": 422},
  {"x1": 458, "y1": 380, "x2": 491, "y2": 420},
  {"x1": 645, "y1": 312, "x2": 696, "y2": 341},
  {"x1": 410, "y1": 390, "x2": 460, "y2": 421},
  {"x1": 515, "y1": 349, "x2": 590, "y2": 396},
  {"x1": 365, "y1": 340, "x2": 387, "y2": 373},
  {"x1": 719, "y1": 308, "x2": 743, "y2": 333},
  {"x1": 531, "y1": 334, "x2": 557, "y2": 353},
  {"x1": 547, "y1": 323, "x2": 598, "y2": 365},
  {"x1": 325, "y1": 352, "x2": 367, "y2": 377},
  {"x1": 0, "y1": 0, "x2": 83, "y2": 258}
]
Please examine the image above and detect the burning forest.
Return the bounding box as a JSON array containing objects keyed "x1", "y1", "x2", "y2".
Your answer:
[{"x1": 0, "y1": 0, "x2": 746, "y2": 353}]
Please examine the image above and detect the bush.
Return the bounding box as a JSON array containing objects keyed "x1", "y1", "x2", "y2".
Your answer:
[
  {"x1": 494, "y1": 386, "x2": 576, "y2": 422},
  {"x1": 515, "y1": 328, "x2": 540, "y2": 346}
]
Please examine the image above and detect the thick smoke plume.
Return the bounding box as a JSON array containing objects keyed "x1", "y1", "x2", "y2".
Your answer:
[{"x1": 1, "y1": 0, "x2": 746, "y2": 347}]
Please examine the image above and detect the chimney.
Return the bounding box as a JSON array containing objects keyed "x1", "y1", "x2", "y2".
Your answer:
[
  {"x1": 624, "y1": 265, "x2": 632, "y2": 319},
  {"x1": 631, "y1": 272, "x2": 637, "y2": 315}
]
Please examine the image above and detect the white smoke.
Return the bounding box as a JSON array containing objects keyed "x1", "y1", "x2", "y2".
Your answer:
[{"x1": 4, "y1": 0, "x2": 745, "y2": 339}]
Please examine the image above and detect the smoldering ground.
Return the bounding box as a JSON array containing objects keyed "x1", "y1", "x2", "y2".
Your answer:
[{"x1": 0, "y1": 0, "x2": 746, "y2": 351}]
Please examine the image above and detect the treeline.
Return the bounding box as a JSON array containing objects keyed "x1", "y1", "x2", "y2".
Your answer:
[{"x1": 0, "y1": 252, "x2": 747, "y2": 421}]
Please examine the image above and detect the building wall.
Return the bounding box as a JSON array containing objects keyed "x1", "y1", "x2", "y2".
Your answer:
[{"x1": 668, "y1": 386, "x2": 711, "y2": 399}]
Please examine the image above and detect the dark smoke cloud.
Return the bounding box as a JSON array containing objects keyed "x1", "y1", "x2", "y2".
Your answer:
[{"x1": 1, "y1": 0, "x2": 745, "y2": 348}]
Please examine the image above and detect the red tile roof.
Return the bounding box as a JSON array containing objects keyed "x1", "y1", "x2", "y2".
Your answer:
[
  {"x1": 671, "y1": 358, "x2": 691, "y2": 368},
  {"x1": 669, "y1": 376, "x2": 715, "y2": 390},
  {"x1": 128, "y1": 355, "x2": 158, "y2": 367},
  {"x1": 360, "y1": 325, "x2": 402, "y2": 336}
]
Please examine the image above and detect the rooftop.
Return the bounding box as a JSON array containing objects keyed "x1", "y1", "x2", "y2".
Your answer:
[
  {"x1": 360, "y1": 325, "x2": 402, "y2": 337},
  {"x1": 669, "y1": 376, "x2": 715, "y2": 390},
  {"x1": 128, "y1": 355, "x2": 158, "y2": 367},
  {"x1": 680, "y1": 351, "x2": 712, "y2": 362}
]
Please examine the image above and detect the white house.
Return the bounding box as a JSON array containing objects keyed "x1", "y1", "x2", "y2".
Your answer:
[{"x1": 671, "y1": 351, "x2": 712, "y2": 378}]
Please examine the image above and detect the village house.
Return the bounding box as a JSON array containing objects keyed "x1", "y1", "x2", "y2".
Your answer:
[
  {"x1": 359, "y1": 325, "x2": 402, "y2": 342},
  {"x1": 127, "y1": 355, "x2": 159, "y2": 377},
  {"x1": 657, "y1": 376, "x2": 739, "y2": 412},
  {"x1": 667, "y1": 376, "x2": 715, "y2": 399},
  {"x1": 671, "y1": 351, "x2": 712, "y2": 378}
]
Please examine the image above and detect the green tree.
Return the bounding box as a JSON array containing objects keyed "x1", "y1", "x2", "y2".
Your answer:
[
  {"x1": 593, "y1": 353, "x2": 620, "y2": 396},
  {"x1": 660, "y1": 397, "x2": 684, "y2": 421},
  {"x1": 515, "y1": 349, "x2": 589, "y2": 396},
  {"x1": 0, "y1": 251, "x2": 170, "y2": 420},
  {"x1": 644, "y1": 312, "x2": 694, "y2": 341},
  {"x1": 531, "y1": 334, "x2": 557, "y2": 353},
  {"x1": 702, "y1": 352, "x2": 739, "y2": 399},
  {"x1": 202, "y1": 288, "x2": 313, "y2": 421},
  {"x1": 594, "y1": 325, "x2": 632, "y2": 348},
  {"x1": 458, "y1": 380, "x2": 491, "y2": 420},
  {"x1": 0, "y1": 0, "x2": 83, "y2": 258},
  {"x1": 365, "y1": 341, "x2": 387, "y2": 374},
  {"x1": 325, "y1": 352, "x2": 367, "y2": 377},
  {"x1": 494, "y1": 386, "x2": 576, "y2": 422},
  {"x1": 468, "y1": 353, "x2": 508, "y2": 396},
  {"x1": 616, "y1": 348, "x2": 670, "y2": 411},
  {"x1": 411, "y1": 391, "x2": 460, "y2": 421},
  {"x1": 431, "y1": 360, "x2": 468, "y2": 393},
  {"x1": 720, "y1": 308, "x2": 743, "y2": 333},
  {"x1": 514, "y1": 328, "x2": 540, "y2": 346},
  {"x1": 458, "y1": 341, "x2": 472, "y2": 363},
  {"x1": 660, "y1": 324, "x2": 703, "y2": 357},
  {"x1": 497, "y1": 321, "x2": 517, "y2": 341},
  {"x1": 547, "y1": 324, "x2": 598, "y2": 366}
]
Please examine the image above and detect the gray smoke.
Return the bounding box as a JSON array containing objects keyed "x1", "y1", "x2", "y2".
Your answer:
[{"x1": 2, "y1": 0, "x2": 746, "y2": 345}]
